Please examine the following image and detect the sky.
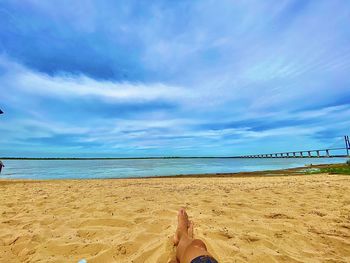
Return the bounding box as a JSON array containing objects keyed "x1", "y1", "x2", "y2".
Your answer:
[{"x1": 0, "y1": 0, "x2": 350, "y2": 157}]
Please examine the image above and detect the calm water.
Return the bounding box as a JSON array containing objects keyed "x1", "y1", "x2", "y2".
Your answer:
[{"x1": 0, "y1": 158, "x2": 347, "y2": 180}]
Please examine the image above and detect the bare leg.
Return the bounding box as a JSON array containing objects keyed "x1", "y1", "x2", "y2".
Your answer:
[{"x1": 174, "y1": 208, "x2": 216, "y2": 263}]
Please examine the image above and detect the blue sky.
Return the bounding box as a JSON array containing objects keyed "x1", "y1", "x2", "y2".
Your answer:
[{"x1": 0, "y1": 0, "x2": 350, "y2": 157}]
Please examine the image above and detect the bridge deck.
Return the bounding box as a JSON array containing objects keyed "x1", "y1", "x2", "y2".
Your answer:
[{"x1": 236, "y1": 146, "x2": 349, "y2": 158}]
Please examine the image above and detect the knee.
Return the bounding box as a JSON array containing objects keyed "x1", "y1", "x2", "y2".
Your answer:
[{"x1": 191, "y1": 239, "x2": 207, "y2": 250}]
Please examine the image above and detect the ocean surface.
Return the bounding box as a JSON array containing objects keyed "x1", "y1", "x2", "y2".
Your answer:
[{"x1": 0, "y1": 158, "x2": 347, "y2": 180}]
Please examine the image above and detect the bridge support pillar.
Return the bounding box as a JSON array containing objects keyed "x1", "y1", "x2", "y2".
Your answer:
[
  {"x1": 300, "y1": 152, "x2": 303, "y2": 157},
  {"x1": 308, "y1": 151, "x2": 311, "y2": 157},
  {"x1": 293, "y1": 152, "x2": 296, "y2": 157},
  {"x1": 316, "y1": 151, "x2": 320, "y2": 157},
  {"x1": 326, "y1": 149, "x2": 330, "y2": 157}
]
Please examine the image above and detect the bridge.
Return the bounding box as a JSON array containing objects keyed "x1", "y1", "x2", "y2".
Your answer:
[{"x1": 237, "y1": 135, "x2": 350, "y2": 158}]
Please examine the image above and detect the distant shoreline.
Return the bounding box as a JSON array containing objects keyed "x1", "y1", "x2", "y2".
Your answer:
[
  {"x1": 0, "y1": 156, "x2": 347, "y2": 160},
  {"x1": 1, "y1": 157, "x2": 233, "y2": 160},
  {"x1": 140, "y1": 164, "x2": 325, "y2": 178}
]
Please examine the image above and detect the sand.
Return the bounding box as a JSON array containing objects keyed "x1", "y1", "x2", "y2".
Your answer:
[{"x1": 0, "y1": 173, "x2": 350, "y2": 263}]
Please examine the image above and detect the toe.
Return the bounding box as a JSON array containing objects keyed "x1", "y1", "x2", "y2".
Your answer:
[{"x1": 188, "y1": 221, "x2": 194, "y2": 238}]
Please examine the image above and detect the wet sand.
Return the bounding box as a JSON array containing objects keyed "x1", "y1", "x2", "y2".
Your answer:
[{"x1": 0, "y1": 173, "x2": 350, "y2": 262}]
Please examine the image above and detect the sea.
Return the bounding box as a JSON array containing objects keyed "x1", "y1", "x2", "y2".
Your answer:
[{"x1": 0, "y1": 157, "x2": 347, "y2": 180}]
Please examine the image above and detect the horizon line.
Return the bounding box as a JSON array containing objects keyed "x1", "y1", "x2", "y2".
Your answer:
[{"x1": 0, "y1": 156, "x2": 237, "y2": 160}]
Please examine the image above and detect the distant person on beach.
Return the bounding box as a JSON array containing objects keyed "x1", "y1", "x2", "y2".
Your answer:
[
  {"x1": 172, "y1": 208, "x2": 218, "y2": 263},
  {"x1": 0, "y1": 161, "x2": 4, "y2": 174}
]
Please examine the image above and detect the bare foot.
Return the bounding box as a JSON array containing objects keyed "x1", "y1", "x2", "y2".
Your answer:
[{"x1": 173, "y1": 208, "x2": 190, "y2": 246}]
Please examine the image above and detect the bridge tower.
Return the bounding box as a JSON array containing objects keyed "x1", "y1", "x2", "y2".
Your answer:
[{"x1": 345, "y1": 136, "x2": 350, "y2": 157}]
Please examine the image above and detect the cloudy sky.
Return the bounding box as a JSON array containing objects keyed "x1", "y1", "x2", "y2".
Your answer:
[{"x1": 0, "y1": 0, "x2": 350, "y2": 157}]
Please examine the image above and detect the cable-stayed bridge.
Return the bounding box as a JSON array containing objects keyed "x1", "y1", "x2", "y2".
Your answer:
[{"x1": 236, "y1": 135, "x2": 350, "y2": 158}]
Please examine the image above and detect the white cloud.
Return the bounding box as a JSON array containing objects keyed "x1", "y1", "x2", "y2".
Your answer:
[{"x1": 13, "y1": 70, "x2": 190, "y2": 103}]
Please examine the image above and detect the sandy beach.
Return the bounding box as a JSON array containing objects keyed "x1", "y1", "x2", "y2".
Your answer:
[{"x1": 1, "y1": 173, "x2": 350, "y2": 263}]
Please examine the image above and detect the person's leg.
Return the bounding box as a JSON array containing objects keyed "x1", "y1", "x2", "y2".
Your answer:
[{"x1": 174, "y1": 208, "x2": 217, "y2": 263}]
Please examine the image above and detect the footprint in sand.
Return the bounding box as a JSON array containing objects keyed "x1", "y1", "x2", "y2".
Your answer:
[
  {"x1": 241, "y1": 234, "x2": 260, "y2": 243},
  {"x1": 265, "y1": 213, "x2": 293, "y2": 219},
  {"x1": 309, "y1": 210, "x2": 327, "y2": 217}
]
